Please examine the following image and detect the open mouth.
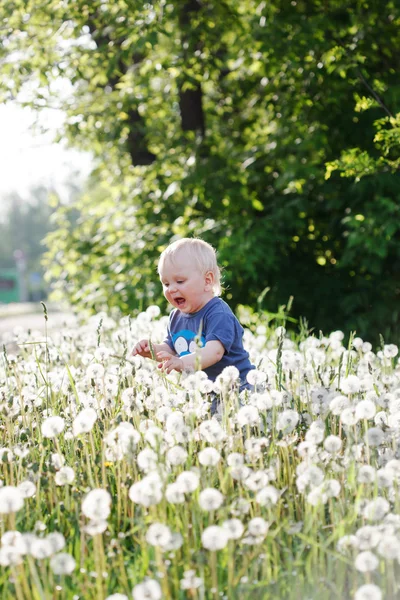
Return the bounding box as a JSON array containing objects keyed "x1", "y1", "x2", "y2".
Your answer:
[{"x1": 175, "y1": 297, "x2": 186, "y2": 307}]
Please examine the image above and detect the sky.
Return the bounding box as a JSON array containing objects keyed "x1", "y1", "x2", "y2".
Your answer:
[{"x1": 0, "y1": 101, "x2": 92, "y2": 209}]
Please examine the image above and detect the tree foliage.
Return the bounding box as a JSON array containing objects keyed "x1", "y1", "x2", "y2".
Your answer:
[{"x1": 2, "y1": 0, "x2": 400, "y2": 341}]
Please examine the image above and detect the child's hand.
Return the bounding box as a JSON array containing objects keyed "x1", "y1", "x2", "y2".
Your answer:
[
  {"x1": 131, "y1": 339, "x2": 152, "y2": 359},
  {"x1": 157, "y1": 351, "x2": 183, "y2": 374}
]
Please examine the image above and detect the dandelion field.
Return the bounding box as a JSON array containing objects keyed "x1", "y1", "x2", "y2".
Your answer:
[{"x1": 1, "y1": 307, "x2": 400, "y2": 600}]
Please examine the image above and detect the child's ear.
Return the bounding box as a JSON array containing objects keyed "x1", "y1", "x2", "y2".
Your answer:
[{"x1": 204, "y1": 270, "x2": 215, "y2": 291}]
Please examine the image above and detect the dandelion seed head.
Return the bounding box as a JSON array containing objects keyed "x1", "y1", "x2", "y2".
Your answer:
[
  {"x1": 323, "y1": 435, "x2": 342, "y2": 453},
  {"x1": 198, "y1": 447, "x2": 221, "y2": 467},
  {"x1": 132, "y1": 579, "x2": 162, "y2": 600},
  {"x1": 329, "y1": 395, "x2": 350, "y2": 415},
  {"x1": 363, "y1": 497, "x2": 390, "y2": 521},
  {"x1": 41, "y1": 416, "x2": 65, "y2": 438},
  {"x1": 237, "y1": 405, "x2": 260, "y2": 427},
  {"x1": 82, "y1": 488, "x2": 112, "y2": 521},
  {"x1": 84, "y1": 520, "x2": 109, "y2": 536},
  {"x1": 340, "y1": 407, "x2": 358, "y2": 426},
  {"x1": 73, "y1": 407, "x2": 97, "y2": 436},
  {"x1": 341, "y1": 375, "x2": 361, "y2": 395},
  {"x1": 146, "y1": 523, "x2": 172, "y2": 548},
  {"x1": 50, "y1": 552, "x2": 76, "y2": 575},
  {"x1": 0, "y1": 545, "x2": 23, "y2": 566},
  {"x1": 201, "y1": 525, "x2": 229, "y2": 550},
  {"x1": 354, "y1": 551, "x2": 379, "y2": 572},
  {"x1": 166, "y1": 445, "x2": 188, "y2": 466},
  {"x1": 354, "y1": 584, "x2": 382, "y2": 600},
  {"x1": 30, "y1": 538, "x2": 53, "y2": 560},
  {"x1": 365, "y1": 427, "x2": 384, "y2": 447},
  {"x1": 175, "y1": 471, "x2": 200, "y2": 494},
  {"x1": 180, "y1": 570, "x2": 203, "y2": 590},
  {"x1": 17, "y1": 480, "x2": 36, "y2": 498},
  {"x1": 222, "y1": 518, "x2": 244, "y2": 540},
  {"x1": 198, "y1": 488, "x2": 224, "y2": 511},
  {"x1": 256, "y1": 485, "x2": 280, "y2": 507},
  {"x1": 355, "y1": 400, "x2": 376, "y2": 420},
  {"x1": 0, "y1": 486, "x2": 24, "y2": 514},
  {"x1": 276, "y1": 410, "x2": 299, "y2": 434},
  {"x1": 357, "y1": 465, "x2": 377, "y2": 484}
]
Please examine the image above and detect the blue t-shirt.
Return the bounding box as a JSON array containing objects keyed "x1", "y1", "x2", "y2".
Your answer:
[{"x1": 163, "y1": 297, "x2": 254, "y2": 384}]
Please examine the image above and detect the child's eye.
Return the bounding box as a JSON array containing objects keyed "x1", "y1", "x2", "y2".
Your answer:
[{"x1": 177, "y1": 280, "x2": 184, "y2": 284}]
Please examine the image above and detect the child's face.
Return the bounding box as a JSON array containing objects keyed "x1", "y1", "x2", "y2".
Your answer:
[{"x1": 159, "y1": 253, "x2": 214, "y2": 314}]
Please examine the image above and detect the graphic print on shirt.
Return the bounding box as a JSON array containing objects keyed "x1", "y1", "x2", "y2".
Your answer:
[{"x1": 171, "y1": 329, "x2": 206, "y2": 356}]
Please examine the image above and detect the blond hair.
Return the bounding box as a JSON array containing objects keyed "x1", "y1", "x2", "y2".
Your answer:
[{"x1": 158, "y1": 238, "x2": 222, "y2": 296}]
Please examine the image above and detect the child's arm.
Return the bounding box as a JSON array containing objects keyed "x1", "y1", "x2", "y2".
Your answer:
[
  {"x1": 132, "y1": 339, "x2": 176, "y2": 359},
  {"x1": 157, "y1": 340, "x2": 224, "y2": 374}
]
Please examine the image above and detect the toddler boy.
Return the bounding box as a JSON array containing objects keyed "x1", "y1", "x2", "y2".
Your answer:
[{"x1": 132, "y1": 238, "x2": 254, "y2": 390}]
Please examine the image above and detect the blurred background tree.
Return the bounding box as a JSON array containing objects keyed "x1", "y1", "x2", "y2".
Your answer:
[{"x1": 1, "y1": 0, "x2": 399, "y2": 341}]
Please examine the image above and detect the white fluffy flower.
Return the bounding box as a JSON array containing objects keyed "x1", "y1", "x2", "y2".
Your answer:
[
  {"x1": 219, "y1": 365, "x2": 240, "y2": 384},
  {"x1": 363, "y1": 497, "x2": 390, "y2": 521},
  {"x1": 366, "y1": 427, "x2": 384, "y2": 447},
  {"x1": 201, "y1": 526, "x2": 229, "y2": 550},
  {"x1": 51, "y1": 453, "x2": 65, "y2": 470},
  {"x1": 354, "y1": 551, "x2": 379, "y2": 572},
  {"x1": 354, "y1": 584, "x2": 382, "y2": 600},
  {"x1": 41, "y1": 416, "x2": 65, "y2": 438},
  {"x1": 146, "y1": 523, "x2": 172, "y2": 548},
  {"x1": 0, "y1": 486, "x2": 24, "y2": 514},
  {"x1": 198, "y1": 447, "x2": 221, "y2": 467},
  {"x1": 73, "y1": 408, "x2": 97, "y2": 436},
  {"x1": 198, "y1": 488, "x2": 224, "y2": 511},
  {"x1": 82, "y1": 489, "x2": 112, "y2": 521},
  {"x1": 340, "y1": 407, "x2": 358, "y2": 426},
  {"x1": 84, "y1": 520, "x2": 108, "y2": 536},
  {"x1": 129, "y1": 473, "x2": 163, "y2": 507},
  {"x1": 246, "y1": 369, "x2": 267, "y2": 386},
  {"x1": 17, "y1": 480, "x2": 36, "y2": 498},
  {"x1": 176, "y1": 471, "x2": 200, "y2": 493},
  {"x1": 256, "y1": 485, "x2": 280, "y2": 507},
  {"x1": 341, "y1": 375, "x2": 361, "y2": 394},
  {"x1": 383, "y1": 344, "x2": 398, "y2": 358},
  {"x1": 55, "y1": 466, "x2": 75, "y2": 486},
  {"x1": 323, "y1": 435, "x2": 342, "y2": 453},
  {"x1": 0, "y1": 545, "x2": 23, "y2": 566},
  {"x1": 137, "y1": 448, "x2": 158, "y2": 472},
  {"x1": 180, "y1": 570, "x2": 203, "y2": 591},
  {"x1": 50, "y1": 552, "x2": 76, "y2": 575},
  {"x1": 357, "y1": 466, "x2": 376, "y2": 484},
  {"x1": 227, "y1": 453, "x2": 244, "y2": 468},
  {"x1": 166, "y1": 446, "x2": 188, "y2": 466},
  {"x1": 276, "y1": 410, "x2": 299, "y2": 434},
  {"x1": 46, "y1": 532, "x2": 65, "y2": 554},
  {"x1": 199, "y1": 419, "x2": 226, "y2": 444},
  {"x1": 248, "y1": 517, "x2": 269, "y2": 537},
  {"x1": 355, "y1": 526, "x2": 381, "y2": 550},
  {"x1": 165, "y1": 483, "x2": 185, "y2": 504},
  {"x1": 377, "y1": 535, "x2": 400, "y2": 559},
  {"x1": 237, "y1": 405, "x2": 260, "y2": 427},
  {"x1": 222, "y1": 519, "x2": 244, "y2": 540},
  {"x1": 355, "y1": 400, "x2": 376, "y2": 420},
  {"x1": 31, "y1": 538, "x2": 53, "y2": 560},
  {"x1": 329, "y1": 395, "x2": 350, "y2": 415},
  {"x1": 132, "y1": 579, "x2": 162, "y2": 600}
]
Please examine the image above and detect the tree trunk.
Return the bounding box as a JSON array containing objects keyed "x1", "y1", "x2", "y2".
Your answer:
[{"x1": 178, "y1": 0, "x2": 205, "y2": 135}]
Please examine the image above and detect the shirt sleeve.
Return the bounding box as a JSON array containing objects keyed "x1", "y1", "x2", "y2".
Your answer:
[{"x1": 204, "y1": 310, "x2": 239, "y2": 353}]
